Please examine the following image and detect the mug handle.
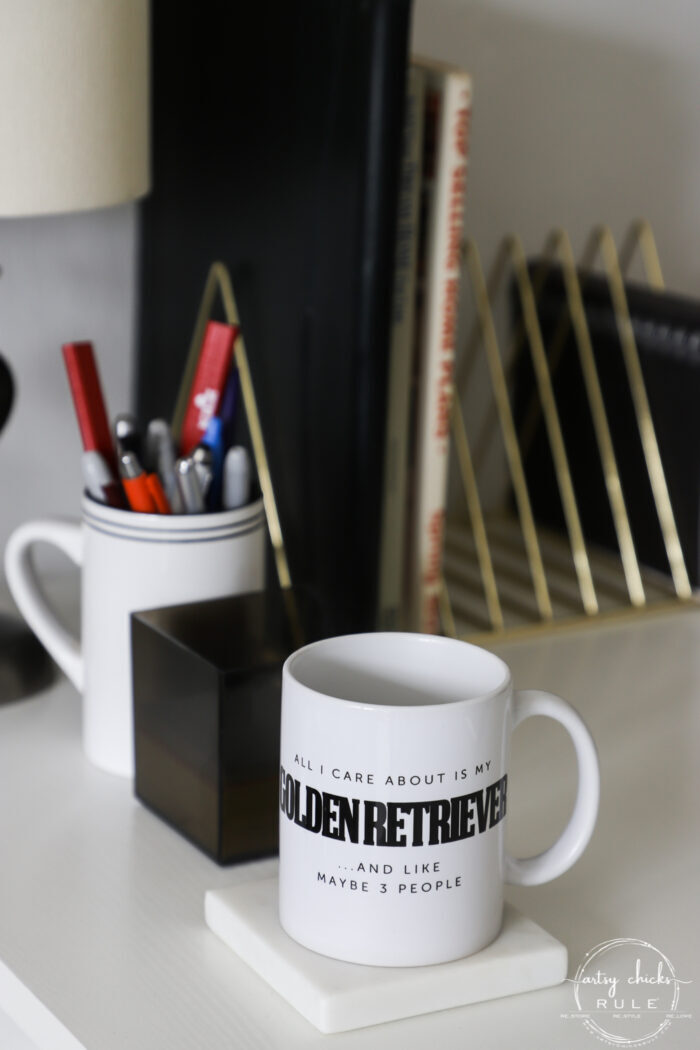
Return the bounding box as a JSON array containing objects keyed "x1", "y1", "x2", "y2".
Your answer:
[
  {"x1": 4, "y1": 519, "x2": 84, "y2": 691},
  {"x1": 505, "y1": 689, "x2": 599, "y2": 886}
]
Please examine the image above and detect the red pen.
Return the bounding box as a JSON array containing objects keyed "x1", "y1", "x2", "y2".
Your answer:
[
  {"x1": 81, "y1": 450, "x2": 128, "y2": 510},
  {"x1": 178, "y1": 321, "x2": 237, "y2": 456},
  {"x1": 62, "y1": 342, "x2": 119, "y2": 477}
]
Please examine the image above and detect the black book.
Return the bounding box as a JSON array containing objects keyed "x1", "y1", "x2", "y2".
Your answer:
[
  {"x1": 512, "y1": 261, "x2": 700, "y2": 584},
  {"x1": 137, "y1": 0, "x2": 413, "y2": 636}
]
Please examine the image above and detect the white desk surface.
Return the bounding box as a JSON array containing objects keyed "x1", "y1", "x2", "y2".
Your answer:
[{"x1": 0, "y1": 605, "x2": 698, "y2": 1049}]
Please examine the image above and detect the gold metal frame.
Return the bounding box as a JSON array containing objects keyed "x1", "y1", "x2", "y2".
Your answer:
[
  {"x1": 178, "y1": 262, "x2": 303, "y2": 645},
  {"x1": 442, "y1": 221, "x2": 696, "y2": 642}
]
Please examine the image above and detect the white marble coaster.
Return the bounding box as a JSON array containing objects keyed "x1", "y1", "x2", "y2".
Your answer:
[{"x1": 205, "y1": 876, "x2": 567, "y2": 1034}]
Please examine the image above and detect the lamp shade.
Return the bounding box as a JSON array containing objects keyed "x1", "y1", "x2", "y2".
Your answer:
[{"x1": 0, "y1": 0, "x2": 150, "y2": 217}]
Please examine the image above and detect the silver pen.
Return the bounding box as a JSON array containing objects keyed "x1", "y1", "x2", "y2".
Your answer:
[
  {"x1": 176, "y1": 457, "x2": 205, "y2": 513},
  {"x1": 146, "y1": 419, "x2": 184, "y2": 513},
  {"x1": 191, "y1": 444, "x2": 214, "y2": 501},
  {"x1": 222, "y1": 446, "x2": 251, "y2": 510}
]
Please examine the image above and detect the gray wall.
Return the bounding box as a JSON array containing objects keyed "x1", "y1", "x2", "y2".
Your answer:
[
  {"x1": 413, "y1": 0, "x2": 700, "y2": 296},
  {"x1": 0, "y1": 204, "x2": 137, "y2": 568},
  {"x1": 413, "y1": 0, "x2": 700, "y2": 510}
]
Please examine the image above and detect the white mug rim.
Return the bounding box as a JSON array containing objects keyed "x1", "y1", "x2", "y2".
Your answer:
[
  {"x1": 283, "y1": 632, "x2": 512, "y2": 712},
  {"x1": 81, "y1": 491, "x2": 265, "y2": 537}
]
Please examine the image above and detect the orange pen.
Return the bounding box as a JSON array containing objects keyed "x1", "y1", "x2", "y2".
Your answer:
[
  {"x1": 119, "y1": 452, "x2": 158, "y2": 513},
  {"x1": 146, "y1": 473, "x2": 171, "y2": 514}
]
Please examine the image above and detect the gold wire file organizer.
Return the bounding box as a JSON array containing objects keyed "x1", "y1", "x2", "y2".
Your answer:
[{"x1": 441, "y1": 221, "x2": 698, "y2": 644}]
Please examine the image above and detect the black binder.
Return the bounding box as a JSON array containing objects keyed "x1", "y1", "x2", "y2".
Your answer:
[
  {"x1": 513, "y1": 262, "x2": 700, "y2": 584},
  {"x1": 137, "y1": 0, "x2": 413, "y2": 636}
]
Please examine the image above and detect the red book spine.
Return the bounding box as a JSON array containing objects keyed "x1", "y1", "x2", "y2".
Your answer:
[{"x1": 179, "y1": 321, "x2": 237, "y2": 456}]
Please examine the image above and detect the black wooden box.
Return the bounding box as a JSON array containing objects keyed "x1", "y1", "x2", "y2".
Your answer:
[{"x1": 131, "y1": 590, "x2": 295, "y2": 864}]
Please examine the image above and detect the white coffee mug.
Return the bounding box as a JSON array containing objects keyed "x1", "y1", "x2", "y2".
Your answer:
[
  {"x1": 5, "y1": 494, "x2": 266, "y2": 778},
  {"x1": 278, "y1": 632, "x2": 599, "y2": 967}
]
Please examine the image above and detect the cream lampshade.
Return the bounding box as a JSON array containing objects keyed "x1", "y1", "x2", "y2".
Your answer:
[{"x1": 0, "y1": 0, "x2": 150, "y2": 217}]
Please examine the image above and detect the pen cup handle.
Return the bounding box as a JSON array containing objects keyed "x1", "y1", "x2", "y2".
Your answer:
[{"x1": 4, "y1": 519, "x2": 84, "y2": 691}]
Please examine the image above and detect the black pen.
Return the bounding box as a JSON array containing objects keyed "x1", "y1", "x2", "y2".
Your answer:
[{"x1": 114, "y1": 413, "x2": 142, "y2": 462}]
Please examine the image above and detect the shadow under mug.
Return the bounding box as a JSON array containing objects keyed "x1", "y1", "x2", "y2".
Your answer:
[
  {"x1": 4, "y1": 494, "x2": 266, "y2": 777},
  {"x1": 278, "y1": 632, "x2": 600, "y2": 967}
]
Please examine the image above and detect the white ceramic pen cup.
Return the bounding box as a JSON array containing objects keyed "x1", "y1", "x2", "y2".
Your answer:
[
  {"x1": 279, "y1": 632, "x2": 600, "y2": 967},
  {"x1": 4, "y1": 494, "x2": 266, "y2": 778}
]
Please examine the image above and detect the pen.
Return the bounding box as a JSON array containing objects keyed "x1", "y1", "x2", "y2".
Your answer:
[
  {"x1": 218, "y1": 362, "x2": 240, "y2": 450},
  {"x1": 198, "y1": 416, "x2": 225, "y2": 510},
  {"x1": 222, "y1": 446, "x2": 251, "y2": 510},
  {"x1": 114, "y1": 414, "x2": 142, "y2": 462},
  {"x1": 145, "y1": 473, "x2": 171, "y2": 514},
  {"x1": 145, "y1": 419, "x2": 183, "y2": 513},
  {"x1": 81, "y1": 450, "x2": 127, "y2": 509},
  {"x1": 176, "y1": 457, "x2": 206, "y2": 513},
  {"x1": 191, "y1": 445, "x2": 213, "y2": 501},
  {"x1": 62, "y1": 342, "x2": 119, "y2": 476},
  {"x1": 119, "y1": 452, "x2": 158, "y2": 513}
]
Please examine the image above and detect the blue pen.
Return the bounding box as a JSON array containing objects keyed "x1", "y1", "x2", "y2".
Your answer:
[
  {"x1": 218, "y1": 362, "x2": 239, "y2": 450},
  {"x1": 198, "y1": 416, "x2": 225, "y2": 510}
]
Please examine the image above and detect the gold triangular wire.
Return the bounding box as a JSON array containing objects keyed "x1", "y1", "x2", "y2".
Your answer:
[
  {"x1": 459, "y1": 222, "x2": 665, "y2": 484},
  {"x1": 618, "y1": 219, "x2": 665, "y2": 289},
  {"x1": 579, "y1": 226, "x2": 691, "y2": 599},
  {"x1": 449, "y1": 392, "x2": 504, "y2": 631},
  {"x1": 173, "y1": 261, "x2": 303, "y2": 645},
  {"x1": 460, "y1": 238, "x2": 553, "y2": 621},
  {"x1": 538, "y1": 228, "x2": 645, "y2": 607},
  {"x1": 444, "y1": 221, "x2": 693, "y2": 643},
  {"x1": 506, "y1": 234, "x2": 599, "y2": 615}
]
